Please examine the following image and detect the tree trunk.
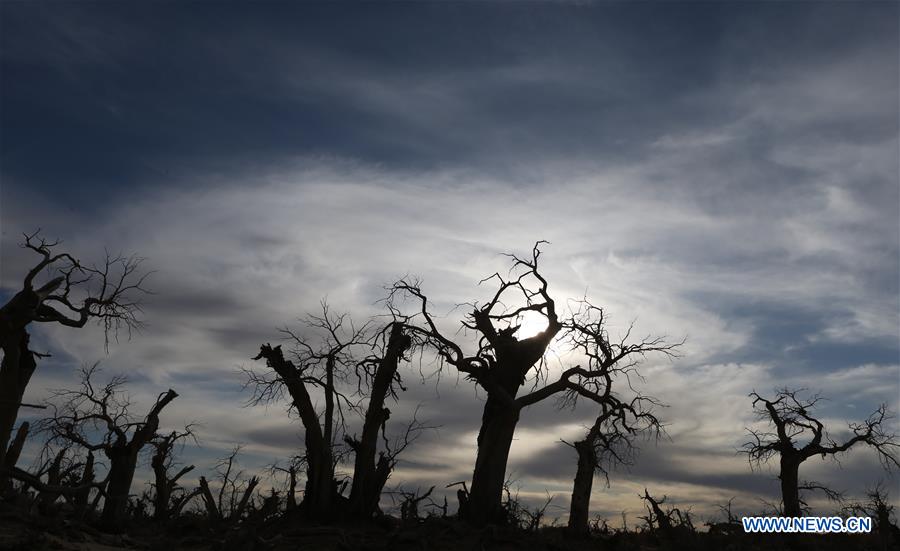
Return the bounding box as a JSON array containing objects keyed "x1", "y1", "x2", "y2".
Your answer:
[
  {"x1": 0, "y1": 330, "x2": 36, "y2": 470},
  {"x1": 255, "y1": 345, "x2": 335, "y2": 519},
  {"x1": 567, "y1": 439, "x2": 596, "y2": 535},
  {"x1": 286, "y1": 466, "x2": 298, "y2": 511},
  {"x1": 101, "y1": 447, "x2": 139, "y2": 531},
  {"x1": 466, "y1": 394, "x2": 520, "y2": 525},
  {"x1": 303, "y1": 443, "x2": 335, "y2": 518},
  {"x1": 37, "y1": 448, "x2": 66, "y2": 513},
  {"x1": 152, "y1": 451, "x2": 169, "y2": 521},
  {"x1": 1, "y1": 421, "x2": 29, "y2": 488},
  {"x1": 780, "y1": 455, "x2": 801, "y2": 517},
  {"x1": 199, "y1": 476, "x2": 221, "y2": 520},
  {"x1": 348, "y1": 323, "x2": 408, "y2": 518},
  {"x1": 230, "y1": 476, "x2": 259, "y2": 522},
  {"x1": 73, "y1": 452, "x2": 95, "y2": 518}
]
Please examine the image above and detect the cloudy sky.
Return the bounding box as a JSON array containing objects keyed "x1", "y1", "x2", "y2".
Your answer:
[{"x1": 1, "y1": 1, "x2": 898, "y2": 524}]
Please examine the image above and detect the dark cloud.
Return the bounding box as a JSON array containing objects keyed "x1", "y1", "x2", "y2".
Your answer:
[{"x1": 3, "y1": 2, "x2": 895, "y2": 202}]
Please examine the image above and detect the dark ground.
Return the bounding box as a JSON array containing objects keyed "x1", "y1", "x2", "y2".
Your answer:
[{"x1": 1, "y1": 502, "x2": 894, "y2": 551}]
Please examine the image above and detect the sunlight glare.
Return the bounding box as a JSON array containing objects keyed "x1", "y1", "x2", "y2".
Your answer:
[{"x1": 514, "y1": 309, "x2": 550, "y2": 339}]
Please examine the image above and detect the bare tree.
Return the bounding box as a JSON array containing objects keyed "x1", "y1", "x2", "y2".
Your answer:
[
  {"x1": 247, "y1": 300, "x2": 422, "y2": 521},
  {"x1": 639, "y1": 488, "x2": 694, "y2": 539},
  {"x1": 0, "y1": 231, "x2": 149, "y2": 476},
  {"x1": 566, "y1": 396, "x2": 663, "y2": 535},
  {"x1": 844, "y1": 483, "x2": 899, "y2": 551},
  {"x1": 3, "y1": 421, "x2": 30, "y2": 488},
  {"x1": 247, "y1": 302, "x2": 368, "y2": 519},
  {"x1": 4, "y1": 442, "x2": 105, "y2": 514},
  {"x1": 41, "y1": 364, "x2": 178, "y2": 530},
  {"x1": 389, "y1": 242, "x2": 678, "y2": 524},
  {"x1": 743, "y1": 388, "x2": 899, "y2": 517},
  {"x1": 705, "y1": 498, "x2": 741, "y2": 536},
  {"x1": 345, "y1": 320, "x2": 413, "y2": 519},
  {"x1": 33, "y1": 446, "x2": 86, "y2": 514},
  {"x1": 268, "y1": 455, "x2": 305, "y2": 512},
  {"x1": 390, "y1": 485, "x2": 435, "y2": 523},
  {"x1": 197, "y1": 446, "x2": 260, "y2": 524},
  {"x1": 149, "y1": 427, "x2": 198, "y2": 521}
]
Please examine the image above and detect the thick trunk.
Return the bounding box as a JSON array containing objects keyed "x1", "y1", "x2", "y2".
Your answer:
[
  {"x1": 0, "y1": 287, "x2": 46, "y2": 467},
  {"x1": 466, "y1": 394, "x2": 520, "y2": 525},
  {"x1": 780, "y1": 456, "x2": 801, "y2": 517},
  {"x1": 255, "y1": 345, "x2": 335, "y2": 518},
  {"x1": 348, "y1": 324, "x2": 408, "y2": 518},
  {"x1": 101, "y1": 448, "x2": 139, "y2": 531},
  {"x1": 37, "y1": 448, "x2": 66, "y2": 512},
  {"x1": 0, "y1": 331, "x2": 36, "y2": 470},
  {"x1": 1, "y1": 421, "x2": 29, "y2": 488},
  {"x1": 198, "y1": 476, "x2": 221, "y2": 520},
  {"x1": 286, "y1": 466, "x2": 298, "y2": 511},
  {"x1": 73, "y1": 452, "x2": 95, "y2": 518},
  {"x1": 229, "y1": 476, "x2": 259, "y2": 522},
  {"x1": 348, "y1": 405, "x2": 390, "y2": 517},
  {"x1": 0, "y1": 341, "x2": 20, "y2": 470},
  {"x1": 152, "y1": 454, "x2": 169, "y2": 521},
  {"x1": 303, "y1": 442, "x2": 335, "y2": 517},
  {"x1": 567, "y1": 440, "x2": 596, "y2": 535},
  {"x1": 460, "y1": 314, "x2": 559, "y2": 526}
]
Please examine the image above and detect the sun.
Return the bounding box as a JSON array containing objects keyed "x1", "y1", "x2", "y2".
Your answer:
[{"x1": 514, "y1": 309, "x2": 550, "y2": 339}]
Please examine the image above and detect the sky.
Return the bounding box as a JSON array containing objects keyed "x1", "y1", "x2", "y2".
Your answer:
[{"x1": 1, "y1": 1, "x2": 898, "y2": 525}]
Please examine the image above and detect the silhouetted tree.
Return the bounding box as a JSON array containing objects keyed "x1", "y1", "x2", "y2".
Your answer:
[
  {"x1": 3, "y1": 421, "x2": 30, "y2": 487},
  {"x1": 248, "y1": 302, "x2": 419, "y2": 521},
  {"x1": 42, "y1": 364, "x2": 179, "y2": 530},
  {"x1": 639, "y1": 488, "x2": 694, "y2": 541},
  {"x1": 72, "y1": 450, "x2": 96, "y2": 519},
  {"x1": 268, "y1": 455, "x2": 305, "y2": 512},
  {"x1": 3, "y1": 443, "x2": 104, "y2": 512},
  {"x1": 705, "y1": 498, "x2": 741, "y2": 536},
  {"x1": 197, "y1": 446, "x2": 259, "y2": 524},
  {"x1": 743, "y1": 388, "x2": 899, "y2": 517},
  {"x1": 34, "y1": 446, "x2": 84, "y2": 514},
  {"x1": 345, "y1": 320, "x2": 413, "y2": 519},
  {"x1": 149, "y1": 427, "x2": 198, "y2": 521},
  {"x1": 567, "y1": 396, "x2": 662, "y2": 535},
  {"x1": 844, "y1": 484, "x2": 899, "y2": 551},
  {"x1": 392, "y1": 485, "x2": 435, "y2": 523},
  {"x1": 389, "y1": 242, "x2": 678, "y2": 525},
  {"x1": 0, "y1": 231, "x2": 148, "y2": 479},
  {"x1": 248, "y1": 302, "x2": 368, "y2": 519}
]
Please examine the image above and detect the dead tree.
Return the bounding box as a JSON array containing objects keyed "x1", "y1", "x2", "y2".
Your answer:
[
  {"x1": 388, "y1": 485, "x2": 435, "y2": 522},
  {"x1": 197, "y1": 446, "x2": 260, "y2": 523},
  {"x1": 389, "y1": 242, "x2": 678, "y2": 525},
  {"x1": 567, "y1": 396, "x2": 662, "y2": 535},
  {"x1": 72, "y1": 451, "x2": 96, "y2": 518},
  {"x1": 248, "y1": 302, "x2": 418, "y2": 520},
  {"x1": 42, "y1": 364, "x2": 178, "y2": 530},
  {"x1": 250, "y1": 341, "x2": 339, "y2": 519},
  {"x1": 844, "y1": 484, "x2": 899, "y2": 551},
  {"x1": 743, "y1": 388, "x2": 899, "y2": 517},
  {"x1": 198, "y1": 476, "x2": 222, "y2": 521},
  {"x1": 2, "y1": 421, "x2": 30, "y2": 490},
  {"x1": 248, "y1": 302, "x2": 366, "y2": 519},
  {"x1": 0, "y1": 231, "x2": 148, "y2": 478},
  {"x1": 345, "y1": 321, "x2": 412, "y2": 519},
  {"x1": 35, "y1": 447, "x2": 78, "y2": 513},
  {"x1": 705, "y1": 498, "x2": 741, "y2": 536},
  {"x1": 149, "y1": 428, "x2": 197, "y2": 521},
  {"x1": 268, "y1": 455, "x2": 305, "y2": 512},
  {"x1": 4, "y1": 440, "x2": 106, "y2": 512},
  {"x1": 639, "y1": 489, "x2": 694, "y2": 538}
]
